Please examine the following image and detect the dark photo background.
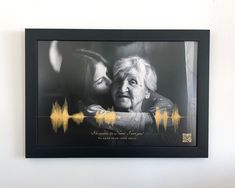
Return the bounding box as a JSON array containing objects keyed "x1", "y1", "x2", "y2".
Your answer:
[{"x1": 37, "y1": 41, "x2": 195, "y2": 146}]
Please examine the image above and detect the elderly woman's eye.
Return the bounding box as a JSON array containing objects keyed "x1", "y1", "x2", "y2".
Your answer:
[{"x1": 129, "y1": 79, "x2": 137, "y2": 85}]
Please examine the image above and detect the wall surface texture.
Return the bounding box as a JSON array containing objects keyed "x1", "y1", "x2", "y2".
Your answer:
[{"x1": 0, "y1": 0, "x2": 235, "y2": 187}]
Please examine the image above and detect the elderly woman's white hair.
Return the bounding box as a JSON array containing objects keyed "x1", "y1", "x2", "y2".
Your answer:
[{"x1": 113, "y1": 56, "x2": 157, "y2": 92}]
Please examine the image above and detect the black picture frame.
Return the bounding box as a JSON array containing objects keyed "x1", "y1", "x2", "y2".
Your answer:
[{"x1": 26, "y1": 29, "x2": 209, "y2": 158}]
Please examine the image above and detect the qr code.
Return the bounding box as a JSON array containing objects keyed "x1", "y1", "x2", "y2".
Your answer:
[{"x1": 182, "y1": 133, "x2": 192, "y2": 143}]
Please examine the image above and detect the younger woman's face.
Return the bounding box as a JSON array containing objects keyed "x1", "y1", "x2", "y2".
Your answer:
[{"x1": 92, "y1": 62, "x2": 112, "y2": 94}]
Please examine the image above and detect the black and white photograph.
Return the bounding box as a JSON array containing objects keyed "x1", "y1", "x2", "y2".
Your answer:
[{"x1": 38, "y1": 41, "x2": 197, "y2": 146}]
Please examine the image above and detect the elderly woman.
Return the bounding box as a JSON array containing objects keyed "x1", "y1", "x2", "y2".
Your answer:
[
  {"x1": 111, "y1": 56, "x2": 173, "y2": 113},
  {"x1": 109, "y1": 56, "x2": 173, "y2": 131}
]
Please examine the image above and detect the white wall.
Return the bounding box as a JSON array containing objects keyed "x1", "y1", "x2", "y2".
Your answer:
[{"x1": 0, "y1": 0, "x2": 235, "y2": 187}]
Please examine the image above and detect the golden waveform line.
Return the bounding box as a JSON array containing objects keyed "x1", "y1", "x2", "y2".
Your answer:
[
  {"x1": 95, "y1": 108, "x2": 117, "y2": 126},
  {"x1": 95, "y1": 111, "x2": 105, "y2": 126},
  {"x1": 154, "y1": 108, "x2": 162, "y2": 131},
  {"x1": 50, "y1": 99, "x2": 182, "y2": 132},
  {"x1": 172, "y1": 106, "x2": 182, "y2": 131},
  {"x1": 162, "y1": 110, "x2": 169, "y2": 131},
  {"x1": 104, "y1": 111, "x2": 117, "y2": 126},
  {"x1": 50, "y1": 100, "x2": 85, "y2": 133},
  {"x1": 71, "y1": 112, "x2": 85, "y2": 124},
  {"x1": 154, "y1": 106, "x2": 183, "y2": 131}
]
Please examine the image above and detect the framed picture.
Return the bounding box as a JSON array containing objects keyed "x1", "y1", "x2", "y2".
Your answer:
[{"x1": 26, "y1": 29, "x2": 209, "y2": 157}]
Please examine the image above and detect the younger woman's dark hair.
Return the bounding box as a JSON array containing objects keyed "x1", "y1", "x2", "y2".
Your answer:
[{"x1": 60, "y1": 49, "x2": 109, "y2": 101}]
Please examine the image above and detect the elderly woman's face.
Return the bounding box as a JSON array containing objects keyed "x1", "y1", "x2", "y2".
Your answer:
[
  {"x1": 111, "y1": 67, "x2": 149, "y2": 112},
  {"x1": 92, "y1": 62, "x2": 112, "y2": 94}
]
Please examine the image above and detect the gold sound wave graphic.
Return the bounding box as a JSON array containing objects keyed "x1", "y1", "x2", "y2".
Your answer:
[
  {"x1": 104, "y1": 107, "x2": 117, "y2": 126},
  {"x1": 154, "y1": 108, "x2": 162, "y2": 131},
  {"x1": 95, "y1": 108, "x2": 117, "y2": 126},
  {"x1": 50, "y1": 100, "x2": 117, "y2": 132},
  {"x1": 50, "y1": 100, "x2": 85, "y2": 133},
  {"x1": 171, "y1": 106, "x2": 182, "y2": 131},
  {"x1": 162, "y1": 110, "x2": 169, "y2": 131},
  {"x1": 95, "y1": 111, "x2": 105, "y2": 126},
  {"x1": 154, "y1": 106, "x2": 183, "y2": 131},
  {"x1": 50, "y1": 99, "x2": 182, "y2": 133},
  {"x1": 71, "y1": 113, "x2": 85, "y2": 124}
]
